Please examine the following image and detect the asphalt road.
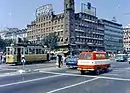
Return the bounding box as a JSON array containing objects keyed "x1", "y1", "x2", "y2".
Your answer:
[{"x1": 0, "y1": 61, "x2": 130, "y2": 93}]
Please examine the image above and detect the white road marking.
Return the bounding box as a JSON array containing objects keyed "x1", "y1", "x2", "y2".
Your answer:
[
  {"x1": 100, "y1": 76, "x2": 130, "y2": 81},
  {"x1": 0, "y1": 72, "x2": 19, "y2": 77},
  {"x1": 0, "y1": 74, "x2": 63, "y2": 88},
  {"x1": 102, "y1": 73, "x2": 119, "y2": 76},
  {"x1": 40, "y1": 71, "x2": 98, "y2": 78},
  {"x1": 0, "y1": 69, "x2": 17, "y2": 71},
  {"x1": 46, "y1": 77, "x2": 99, "y2": 93},
  {"x1": 40, "y1": 71, "x2": 130, "y2": 82},
  {"x1": 66, "y1": 70, "x2": 78, "y2": 74},
  {"x1": 36, "y1": 67, "x2": 66, "y2": 71}
]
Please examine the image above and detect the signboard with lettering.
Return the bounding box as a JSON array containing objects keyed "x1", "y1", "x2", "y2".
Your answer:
[
  {"x1": 96, "y1": 54, "x2": 106, "y2": 59},
  {"x1": 36, "y1": 4, "x2": 53, "y2": 17},
  {"x1": 81, "y1": 2, "x2": 96, "y2": 16}
]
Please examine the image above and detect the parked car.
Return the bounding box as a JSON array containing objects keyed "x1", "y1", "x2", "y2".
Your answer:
[
  {"x1": 66, "y1": 55, "x2": 78, "y2": 68},
  {"x1": 115, "y1": 54, "x2": 128, "y2": 62}
]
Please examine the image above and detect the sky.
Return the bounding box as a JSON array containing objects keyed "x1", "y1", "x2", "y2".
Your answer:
[{"x1": 0, "y1": 0, "x2": 130, "y2": 29}]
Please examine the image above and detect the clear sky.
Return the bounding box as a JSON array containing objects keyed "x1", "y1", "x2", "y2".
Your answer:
[{"x1": 0, "y1": 0, "x2": 130, "y2": 29}]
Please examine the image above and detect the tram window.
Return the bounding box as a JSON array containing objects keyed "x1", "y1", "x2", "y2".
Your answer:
[
  {"x1": 39, "y1": 49, "x2": 41, "y2": 54},
  {"x1": 14, "y1": 48, "x2": 16, "y2": 54},
  {"x1": 21, "y1": 48, "x2": 24, "y2": 54},
  {"x1": 29, "y1": 48, "x2": 35, "y2": 54},
  {"x1": 7, "y1": 48, "x2": 10, "y2": 55},
  {"x1": 42, "y1": 50, "x2": 44, "y2": 54},
  {"x1": 25, "y1": 48, "x2": 28, "y2": 54},
  {"x1": 10, "y1": 48, "x2": 13, "y2": 55},
  {"x1": 36, "y1": 49, "x2": 39, "y2": 54}
]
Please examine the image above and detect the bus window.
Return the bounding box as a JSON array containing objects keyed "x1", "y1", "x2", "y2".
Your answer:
[
  {"x1": 86, "y1": 54, "x2": 91, "y2": 59},
  {"x1": 96, "y1": 54, "x2": 106, "y2": 59},
  {"x1": 79, "y1": 54, "x2": 85, "y2": 59}
]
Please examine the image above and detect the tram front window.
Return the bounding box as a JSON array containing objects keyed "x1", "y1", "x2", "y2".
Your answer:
[
  {"x1": 6, "y1": 47, "x2": 14, "y2": 55},
  {"x1": 7, "y1": 48, "x2": 10, "y2": 55}
]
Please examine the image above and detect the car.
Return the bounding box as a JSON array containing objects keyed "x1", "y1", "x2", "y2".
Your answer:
[
  {"x1": 128, "y1": 57, "x2": 130, "y2": 64},
  {"x1": 66, "y1": 55, "x2": 78, "y2": 68},
  {"x1": 115, "y1": 54, "x2": 128, "y2": 62}
]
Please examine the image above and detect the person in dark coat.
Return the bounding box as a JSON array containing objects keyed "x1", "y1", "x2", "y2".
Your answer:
[{"x1": 57, "y1": 55, "x2": 62, "y2": 68}]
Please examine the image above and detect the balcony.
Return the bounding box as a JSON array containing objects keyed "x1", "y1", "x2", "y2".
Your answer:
[
  {"x1": 75, "y1": 29, "x2": 84, "y2": 32},
  {"x1": 97, "y1": 27, "x2": 104, "y2": 31}
]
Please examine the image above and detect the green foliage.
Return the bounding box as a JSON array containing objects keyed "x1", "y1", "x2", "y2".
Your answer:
[
  {"x1": 41, "y1": 33, "x2": 59, "y2": 50},
  {"x1": 0, "y1": 38, "x2": 6, "y2": 50},
  {"x1": 0, "y1": 38, "x2": 14, "y2": 50},
  {"x1": 5, "y1": 39, "x2": 13, "y2": 46}
]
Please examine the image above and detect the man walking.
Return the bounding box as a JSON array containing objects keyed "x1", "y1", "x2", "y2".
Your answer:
[{"x1": 56, "y1": 54, "x2": 62, "y2": 68}]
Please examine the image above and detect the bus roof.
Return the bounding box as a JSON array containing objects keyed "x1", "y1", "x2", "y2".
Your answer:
[{"x1": 81, "y1": 51, "x2": 106, "y2": 54}]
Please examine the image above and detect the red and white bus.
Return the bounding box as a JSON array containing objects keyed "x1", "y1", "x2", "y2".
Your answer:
[{"x1": 77, "y1": 51, "x2": 111, "y2": 75}]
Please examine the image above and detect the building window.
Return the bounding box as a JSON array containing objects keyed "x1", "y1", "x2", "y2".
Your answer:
[
  {"x1": 61, "y1": 25, "x2": 63, "y2": 29},
  {"x1": 61, "y1": 19, "x2": 63, "y2": 23},
  {"x1": 55, "y1": 21, "x2": 57, "y2": 24}
]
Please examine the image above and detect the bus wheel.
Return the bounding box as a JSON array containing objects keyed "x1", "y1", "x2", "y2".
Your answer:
[
  {"x1": 95, "y1": 69, "x2": 100, "y2": 75},
  {"x1": 104, "y1": 68, "x2": 109, "y2": 73},
  {"x1": 80, "y1": 70, "x2": 85, "y2": 75}
]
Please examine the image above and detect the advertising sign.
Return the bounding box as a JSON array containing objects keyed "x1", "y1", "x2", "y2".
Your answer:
[
  {"x1": 36, "y1": 4, "x2": 53, "y2": 17},
  {"x1": 81, "y1": 2, "x2": 96, "y2": 16}
]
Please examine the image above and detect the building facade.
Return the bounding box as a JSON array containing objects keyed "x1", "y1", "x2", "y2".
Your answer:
[
  {"x1": 124, "y1": 25, "x2": 130, "y2": 53},
  {"x1": 0, "y1": 28, "x2": 27, "y2": 40},
  {"x1": 27, "y1": 0, "x2": 105, "y2": 53},
  {"x1": 101, "y1": 19, "x2": 123, "y2": 53}
]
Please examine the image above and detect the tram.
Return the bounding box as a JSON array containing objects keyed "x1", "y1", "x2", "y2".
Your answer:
[{"x1": 6, "y1": 44, "x2": 49, "y2": 65}]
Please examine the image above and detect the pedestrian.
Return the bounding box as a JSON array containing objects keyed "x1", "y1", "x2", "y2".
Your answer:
[
  {"x1": 1, "y1": 53, "x2": 6, "y2": 64},
  {"x1": 56, "y1": 54, "x2": 62, "y2": 68},
  {"x1": 21, "y1": 55, "x2": 26, "y2": 69},
  {"x1": 62, "y1": 54, "x2": 66, "y2": 65},
  {"x1": 0, "y1": 55, "x2": 2, "y2": 64}
]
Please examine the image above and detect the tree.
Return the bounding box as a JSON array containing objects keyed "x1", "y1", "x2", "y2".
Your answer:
[
  {"x1": 5, "y1": 39, "x2": 13, "y2": 46},
  {"x1": 23, "y1": 38, "x2": 29, "y2": 44},
  {"x1": 0, "y1": 38, "x2": 6, "y2": 50},
  {"x1": 41, "y1": 33, "x2": 59, "y2": 50}
]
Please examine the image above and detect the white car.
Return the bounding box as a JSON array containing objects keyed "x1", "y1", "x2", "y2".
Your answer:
[{"x1": 128, "y1": 57, "x2": 130, "y2": 64}]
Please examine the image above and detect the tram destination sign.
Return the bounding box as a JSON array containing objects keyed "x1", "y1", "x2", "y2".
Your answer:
[{"x1": 36, "y1": 4, "x2": 53, "y2": 17}]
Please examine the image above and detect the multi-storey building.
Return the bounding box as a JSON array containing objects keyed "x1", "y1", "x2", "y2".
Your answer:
[
  {"x1": 0, "y1": 28, "x2": 27, "y2": 40},
  {"x1": 101, "y1": 19, "x2": 123, "y2": 53},
  {"x1": 124, "y1": 25, "x2": 130, "y2": 53},
  {"x1": 27, "y1": 0, "x2": 105, "y2": 53}
]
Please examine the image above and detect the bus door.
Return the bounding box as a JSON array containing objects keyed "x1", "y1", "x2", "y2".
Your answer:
[{"x1": 17, "y1": 48, "x2": 21, "y2": 63}]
